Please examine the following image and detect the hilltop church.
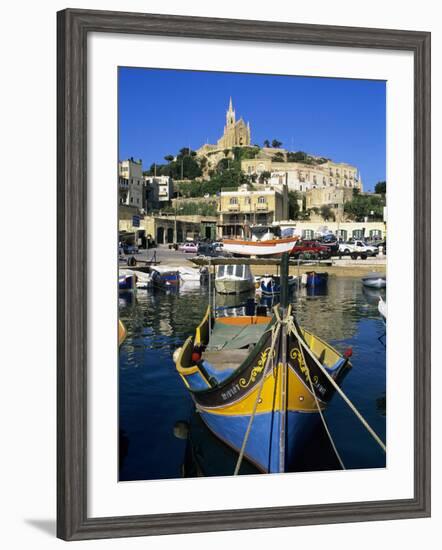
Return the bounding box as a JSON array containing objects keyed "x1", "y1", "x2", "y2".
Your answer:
[{"x1": 196, "y1": 98, "x2": 252, "y2": 174}]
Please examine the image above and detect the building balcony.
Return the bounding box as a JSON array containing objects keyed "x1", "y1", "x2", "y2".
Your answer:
[
  {"x1": 256, "y1": 204, "x2": 269, "y2": 211},
  {"x1": 227, "y1": 205, "x2": 239, "y2": 211}
]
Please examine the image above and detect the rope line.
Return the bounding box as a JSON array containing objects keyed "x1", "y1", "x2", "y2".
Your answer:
[
  {"x1": 288, "y1": 320, "x2": 386, "y2": 454},
  {"x1": 233, "y1": 322, "x2": 281, "y2": 475},
  {"x1": 296, "y1": 333, "x2": 346, "y2": 470}
]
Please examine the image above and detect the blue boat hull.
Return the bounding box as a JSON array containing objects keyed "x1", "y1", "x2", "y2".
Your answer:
[
  {"x1": 119, "y1": 274, "x2": 137, "y2": 291},
  {"x1": 200, "y1": 409, "x2": 320, "y2": 473},
  {"x1": 306, "y1": 272, "x2": 328, "y2": 287}
]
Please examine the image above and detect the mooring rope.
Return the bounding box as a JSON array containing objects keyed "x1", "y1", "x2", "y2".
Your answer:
[
  {"x1": 295, "y1": 332, "x2": 346, "y2": 469},
  {"x1": 288, "y1": 320, "x2": 386, "y2": 454},
  {"x1": 233, "y1": 322, "x2": 281, "y2": 475}
]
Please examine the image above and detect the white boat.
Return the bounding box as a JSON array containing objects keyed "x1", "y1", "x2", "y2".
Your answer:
[
  {"x1": 362, "y1": 272, "x2": 386, "y2": 288},
  {"x1": 178, "y1": 266, "x2": 203, "y2": 283},
  {"x1": 214, "y1": 264, "x2": 255, "y2": 295},
  {"x1": 378, "y1": 296, "x2": 387, "y2": 321},
  {"x1": 222, "y1": 236, "x2": 298, "y2": 257}
]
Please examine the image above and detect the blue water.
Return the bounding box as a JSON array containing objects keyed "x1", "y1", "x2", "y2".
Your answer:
[{"x1": 119, "y1": 278, "x2": 386, "y2": 481}]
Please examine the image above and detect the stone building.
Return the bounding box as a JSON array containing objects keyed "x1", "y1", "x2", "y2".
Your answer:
[
  {"x1": 278, "y1": 219, "x2": 385, "y2": 242},
  {"x1": 217, "y1": 97, "x2": 251, "y2": 149},
  {"x1": 144, "y1": 175, "x2": 173, "y2": 209},
  {"x1": 118, "y1": 158, "x2": 144, "y2": 209},
  {"x1": 305, "y1": 186, "x2": 355, "y2": 222},
  {"x1": 119, "y1": 207, "x2": 217, "y2": 245},
  {"x1": 242, "y1": 158, "x2": 363, "y2": 193},
  {"x1": 196, "y1": 98, "x2": 252, "y2": 174},
  {"x1": 218, "y1": 183, "x2": 288, "y2": 238}
]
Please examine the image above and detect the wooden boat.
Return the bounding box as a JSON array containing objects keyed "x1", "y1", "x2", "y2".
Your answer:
[
  {"x1": 118, "y1": 271, "x2": 137, "y2": 291},
  {"x1": 150, "y1": 267, "x2": 180, "y2": 288},
  {"x1": 118, "y1": 319, "x2": 127, "y2": 346},
  {"x1": 173, "y1": 303, "x2": 352, "y2": 473},
  {"x1": 378, "y1": 296, "x2": 387, "y2": 321},
  {"x1": 303, "y1": 271, "x2": 328, "y2": 287},
  {"x1": 260, "y1": 274, "x2": 298, "y2": 296},
  {"x1": 362, "y1": 272, "x2": 386, "y2": 289},
  {"x1": 215, "y1": 264, "x2": 255, "y2": 295},
  {"x1": 222, "y1": 236, "x2": 298, "y2": 257}
]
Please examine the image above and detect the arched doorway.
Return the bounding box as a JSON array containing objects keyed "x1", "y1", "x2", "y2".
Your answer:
[
  {"x1": 156, "y1": 226, "x2": 164, "y2": 244},
  {"x1": 167, "y1": 227, "x2": 174, "y2": 243}
]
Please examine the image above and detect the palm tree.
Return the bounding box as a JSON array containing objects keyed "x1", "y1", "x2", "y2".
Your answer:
[{"x1": 263, "y1": 139, "x2": 270, "y2": 148}]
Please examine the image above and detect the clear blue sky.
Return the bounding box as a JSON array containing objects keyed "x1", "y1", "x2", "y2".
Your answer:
[{"x1": 119, "y1": 67, "x2": 386, "y2": 191}]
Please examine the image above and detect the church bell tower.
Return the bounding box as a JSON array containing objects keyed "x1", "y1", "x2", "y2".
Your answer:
[{"x1": 226, "y1": 97, "x2": 236, "y2": 128}]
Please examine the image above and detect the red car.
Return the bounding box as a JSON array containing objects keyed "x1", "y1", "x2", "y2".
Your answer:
[{"x1": 290, "y1": 240, "x2": 331, "y2": 260}]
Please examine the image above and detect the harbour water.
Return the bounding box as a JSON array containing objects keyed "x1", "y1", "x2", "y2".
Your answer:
[{"x1": 119, "y1": 277, "x2": 386, "y2": 481}]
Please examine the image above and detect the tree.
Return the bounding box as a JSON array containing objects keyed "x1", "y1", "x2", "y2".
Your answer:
[
  {"x1": 164, "y1": 155, "x2": 174, "y2": 162},
  {"x1": 320, "y1": 204, "x2": 335, "y2": 221},
  {"x1": 263, "y1": 139, "x2": 270, "y2": 148},
  {"x1": 258, "y1": 171, "x2": 271, "y2": 184},
  {"x1": 271, "y1": 139, "x2": 282, "y2": 148},
  {"x1": 272, "y1": 152, "x2": 285, "y2": 162},
  {"x1": 344, "y1": 193, "x2": 385, "y2": 221},
  {"x1": 287, "y1": 151, "x2": 307, "y2": 162},
  {"x1": 375, "y1": 181, "x2": 386, "y2": 194},
  {"x1": 288, "y1": 191, "x2": 300, "y2": 220}
]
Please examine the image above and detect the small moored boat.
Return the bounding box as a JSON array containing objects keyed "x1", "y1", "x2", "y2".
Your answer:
[
  {"x1": 119, "y1": 271, "x2": 137, "y2": 291},
  {"x1": 362, "y1": 272, "x2": 386, "y2": 289},
  {"x1": 222, "y1": 236, "x2": 298, "y2": 257},
  {"x1": 260, "y1": 274, "x2": 298, "y2": 296},
  {"x1": 150, "y1": 267, "x2": 180, "y2": 288},
  {"x1": 215, "y1": 264, "x2": 255, "y2": 295},
  {"x1": 118, "y1": 319, "x2": 127, "y2": 346},
  {"x1": 302, "y1": 271, "x2": 328, "y2": 288},
  {"x1": 378, "y1": 296, "x2": 387, "y2": 321}
]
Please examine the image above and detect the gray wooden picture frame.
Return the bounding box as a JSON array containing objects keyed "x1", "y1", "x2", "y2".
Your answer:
[{"x1": 57, "y1": 8, "x2": 431, "y2": 541}]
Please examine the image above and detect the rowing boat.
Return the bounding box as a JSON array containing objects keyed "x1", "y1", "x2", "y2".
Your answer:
[
  {"x1": 173, "y1": 303, "x2": 352, "y2": 473},
  {"x1": 222, "y1": 236, "x2": 298, "y2": 257}
]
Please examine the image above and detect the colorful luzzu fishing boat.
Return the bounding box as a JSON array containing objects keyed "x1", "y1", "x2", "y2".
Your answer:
[{"x1": 173, "y1": 301, "x2": 352, "y2": 474}]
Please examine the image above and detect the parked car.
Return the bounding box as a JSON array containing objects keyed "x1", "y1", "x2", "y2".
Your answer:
[
  {"x1": 197, "y1": 242, "x2": 231, "y2": 257},
  {"x1": 317, "y1": 236, "x2": 340, "y2": 256},
  {"x1": 179, "y1": 242, "x2": 198, "y2": 253},
  {"x1": 291, "y1": 240, "x2": 331, "y2": 260},
  {"x1": 339, "y1": 240, "x2": 378, "y2": 258},
  {"x1": 122, "y1": 243, "x2": 139, "y2": 255}
]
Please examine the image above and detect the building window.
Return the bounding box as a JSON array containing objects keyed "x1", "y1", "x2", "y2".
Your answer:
[
  {"x1": 245, "y1": 197, "x2": 251, "y2": 204},
  {"x1": 130, "y1": 197, "x2": 133, "y2": 203},
  {"x1": 258, "y1": 196, "x2": 266, "y2": 204},
  {"x1": 323, "y1": 177, "x2": 326, "y2": 186},
  {"x1": 229, "y1": 197, "x2": 238, "y2": 205}
]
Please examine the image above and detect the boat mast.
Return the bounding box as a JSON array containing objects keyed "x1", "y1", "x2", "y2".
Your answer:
[{"x1": 278, "y1": 252, "x2": 289, "y2": 472}]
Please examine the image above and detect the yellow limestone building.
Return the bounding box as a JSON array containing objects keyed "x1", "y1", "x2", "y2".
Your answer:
[{"x1": 196, "y1": 98, "x2": 251, "y2": 173}]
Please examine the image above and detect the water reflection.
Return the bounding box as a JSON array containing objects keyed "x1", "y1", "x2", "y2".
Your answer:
[{"x1": 119, "y1": 276, "x2": 386, "y2": 481}]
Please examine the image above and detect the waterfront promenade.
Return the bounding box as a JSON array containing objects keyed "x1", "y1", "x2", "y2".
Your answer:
[{"x1": 123, "y1": 245, "x2": 386, "y2": 278}]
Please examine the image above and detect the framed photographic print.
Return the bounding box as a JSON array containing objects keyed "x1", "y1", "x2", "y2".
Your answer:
[{"x1": 57, "y1": 8, "x2": 431, "y2": 541}]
